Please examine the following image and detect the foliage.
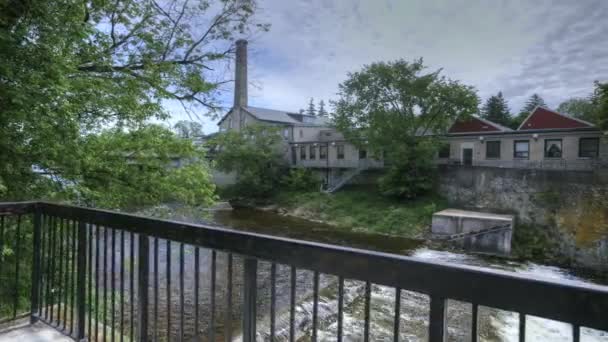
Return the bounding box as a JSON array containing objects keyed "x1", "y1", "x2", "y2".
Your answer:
[
  {"x1": 511, "y1": 93, "x2": 547, "y2": 129},
  {"x1": 211, "y1": 125, "x2": 287, "y2": 198},
  {"x1": 557, "y1": 98, "x2": 597, "y2": 123},
  {"x1": 480, "y1": 91, "x2": 511, "y2": 126},
  {"x1": 72, "y1": 125, "x2": 216, "y2": 209},
  {"x1": 317, "y1": 100, "x2": 328, "y2": 117},
  {"x1": 306, "y1": 97, "x2": 317, "y2": 116},
  {"x1": 0, "y1": 0, "x2": 267, "y2": 204},
  {"x1": 333, "y1": 58, "x2": 479, "y2": 198},
  {"x1": 274, "y1": 186, "x2": 447, "y2": 237},
  {"x1": 173, "y1": 120, "x2": 204, "y2": 139},
  {"x1": 280, "y1": 169, "x2": 321, "y2": 192},
  {"x1": 592, "y1": 81, "x2": 608, "y2": 130}
]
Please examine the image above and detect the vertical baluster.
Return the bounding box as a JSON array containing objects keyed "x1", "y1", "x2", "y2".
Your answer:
[
  {"x1": 312, "y1": 271, "x2": 319, "y2": 342},
  {"x1": 225, "y1": 253, "x2": 233, "y2": 342},
  {"x1": 364, "y1": 281, "x2": 371, "y2": 342},
  {"x1": 63, "y1": 219, "x2": 70, "y2": 328},
  {"x1": 289, "y1": 266, "x2": 296, "y2": 342},
  {"x1": 103, "y1": 227, "x2": 108, "y2": 340},
  {"x1": 166, "y1": 240, "x2": 171, "y2": 342},
  {"x1": 429, "y1": 296, "x2": 447, "y2": 342},
  {"x1": 120, "y1": 230, "x2": 125, "y2": 342},
  {"x1": 12, "y1": 215, "x2": 22, "y2": 319},
  {"x1": 49, "y1": 216, "x2": 57, "y2": 323},
  {"x1": 471, "y1": 303, "x2": 478, "y2": 342},
  {"x1": 210, "y1": 250, "x2": 217, "y2": 342},
  {"x1": 242, "y1": 258, "x2": 257, "y2": 342},
  {"x1": 71, "y1": 220, "x2": 77, "y2": 335},
  {"x1": 111, "y1": 228, "x2": 116, "y2": 342},
  {"x1": 137, "y1": 234, "x2": 149, "y2": 342},
  {"x1": 30, "y1": 211, "x2": 42, "y2": 323},
  {"x1": 194, "y1": 247, "x2": 199, "y2": 340},
  {"x1": 44, "y1": 216, "x2": 53, "y2": 320},
  {"x1": 130, "y1": 232, "x2": 135, "y2": 342},
  {"x1": 337, "y1": 276, "x2": 344, "y2": 342},
  {"x1": 572, "y1": 324, "x2": 580, "y2": 342},
  {"x1": 179, "y1": 243, "x2": 185, "y2": 340},
  {"x1": 95, "y1": 225, "x2": 101, "y2": 342},
  {"x1": 153, "y1": 238, "x2": 159, "y2": 342},
  {"x1": 519, "y1": 313, "x2": 526, "y2": 342},
  {"x1": 76, "y1": 221, "x2": 87, "y2": 341},
  {"x1": 57, "y1": 218, "x2": 64, "y2": 326},
  {"x1": 393, "y1": 288, "x2": 401, "y2": 342},
  {"x1": 87, "y1": 222, "x2": 93, "y2": 337},
  {"x1": 270, "y1": 263, "x2": 276, "y2": 341}
]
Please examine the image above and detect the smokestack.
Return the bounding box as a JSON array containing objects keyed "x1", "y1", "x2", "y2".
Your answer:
[{"x1": 234, "y1": 39, "x2": 248, "y2": 108}]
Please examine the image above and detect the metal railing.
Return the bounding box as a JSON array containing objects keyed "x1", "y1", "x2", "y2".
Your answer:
[{"x1": 0, "y1": 201, "x2": 607, "y2": 341}]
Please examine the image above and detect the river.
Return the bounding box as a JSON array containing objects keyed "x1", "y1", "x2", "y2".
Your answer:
[{"x1": 131, "y1": 206, "x2": 608, "y2": 341}]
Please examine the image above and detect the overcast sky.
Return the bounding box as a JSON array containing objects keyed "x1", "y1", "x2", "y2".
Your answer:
[{"x1": 165, "y1": 0, "x2": 608, "y2": 134}]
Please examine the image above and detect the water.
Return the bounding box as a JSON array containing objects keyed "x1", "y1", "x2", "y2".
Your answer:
[{"x1": 141, "y1": 206, "x2": 608, "y2": 341}]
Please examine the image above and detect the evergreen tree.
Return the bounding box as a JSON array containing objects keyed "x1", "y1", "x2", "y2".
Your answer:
[
  {"x1": 510, "y1": 94, "x2": 548, "y2": 129},
  {"x1": 481, "y1": 92, "x2": 511, "y2": 126},
  {"x1": 318, "y1": 100, "x2": 328, "y2": 117},
  {"x1": 306, "y1": 98, "x2": 316, "y2": 116}
]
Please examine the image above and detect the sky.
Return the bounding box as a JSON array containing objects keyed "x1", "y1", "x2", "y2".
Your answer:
[{"x1": 165, "y1": 0, "x2": 608, "y2": 134}]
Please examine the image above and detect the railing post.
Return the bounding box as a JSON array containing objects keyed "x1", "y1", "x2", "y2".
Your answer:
[
  {"x1": 76, "y1": 221, "x2": 87, "y2": 341},
  {"x1": 137, "y1": 234, "x2": 149, "y2": 342},
  {"x1": 429, "y1": 296, "x2": 447, "y2": 342},
  {"x1": 242, "y1": 257, "x2": 258, "y2": 342},
  {"x1": 30, "y1": 209, "x2": 42, "y2": 324}
]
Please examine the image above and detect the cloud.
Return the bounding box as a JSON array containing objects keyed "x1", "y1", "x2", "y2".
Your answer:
[{"x1": 166, "y1": 0, "x2": 608, "y2": 132}]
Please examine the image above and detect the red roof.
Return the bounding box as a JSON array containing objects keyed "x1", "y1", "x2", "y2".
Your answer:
[
  {"x1": 448, "y1": 117, "x2": 504, "y2": 133},
  {"x1": 518, "y1": 107, "x2": 593, "y2": 130}
]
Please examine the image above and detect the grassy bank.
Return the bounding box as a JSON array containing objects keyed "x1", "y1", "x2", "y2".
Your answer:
[{"x1": 272, "y1": 186, "x2": 448, "y2": 238}]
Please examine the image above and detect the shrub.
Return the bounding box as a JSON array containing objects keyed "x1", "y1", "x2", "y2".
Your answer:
[{"x1": 281, "y1": 169, "x2": 321, "y2": 192}]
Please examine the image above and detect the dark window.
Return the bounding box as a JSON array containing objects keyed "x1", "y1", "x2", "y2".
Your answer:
[
  {"x1": 320, "y1": 145, "x2": 327, "y2": 160},
  {"x1": 300, "y1": 146, "x2": 306, "y2": 160},
  {"x1": 337, "y1": 145, "x2": 345, "y2": 159},
  {"x1": 438, "y1": 143, "x2": 450, "y2": 159},
  {"x1": 579, "y1": 137, "x2": 599, "y2": 158},
  {"x1": 514, "y1": 140, "x2": 529, "y2": 159},
  {"x1": 544, "y1": 139, "x2": 562, "y2": 158},
  {"x1": 299, "y1": 129, "x2": 303, "y2": 138},
  {"x1": 486, "y1": 141, "x2": 501, "y2": 159},
  {"x1": 359, "y1": 148, "x2": 367, "y2": 159},
  {"x1": 309, "y1": 145, "x2": 316, "y2": 160}
]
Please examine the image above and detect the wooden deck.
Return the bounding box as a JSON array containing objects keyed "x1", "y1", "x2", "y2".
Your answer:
[{"x1": 0, "y1": 322, "x2": 73, "y2": 342}]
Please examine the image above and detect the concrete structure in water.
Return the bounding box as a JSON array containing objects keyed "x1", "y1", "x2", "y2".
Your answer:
[{"x1": 432, "y1": 209, "x2": 514, "y2": 255}]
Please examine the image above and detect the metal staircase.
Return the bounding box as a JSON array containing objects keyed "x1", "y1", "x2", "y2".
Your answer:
[{"x1": 323, "y1": 167, "x2": 363, "y2": 193}]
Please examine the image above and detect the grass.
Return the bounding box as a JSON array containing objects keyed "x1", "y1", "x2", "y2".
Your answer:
[{"x1": 273, "y1": 185, "x2": 447, "y2": 238}]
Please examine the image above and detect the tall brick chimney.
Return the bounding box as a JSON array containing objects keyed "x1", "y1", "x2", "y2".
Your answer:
[{"x1": 234, "y1": 39, "x2": 248, "y2": 108}]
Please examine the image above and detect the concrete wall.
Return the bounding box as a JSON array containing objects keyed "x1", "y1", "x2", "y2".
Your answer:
[
  {"x1": 437, "y1": 131, "x2": 607, "y2": 170},
  {"x1": 438, "y1": 165, "x2": 608, "y2": 269}
]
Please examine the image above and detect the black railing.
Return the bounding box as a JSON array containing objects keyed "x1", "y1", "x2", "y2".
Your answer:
[{"x1": 0, "y1": 201, "x2": 607, "y2": 341}]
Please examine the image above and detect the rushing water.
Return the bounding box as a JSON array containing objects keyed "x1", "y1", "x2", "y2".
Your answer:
[{"x1": 137, "y1": 206, "x2": 608, "y2": 342}]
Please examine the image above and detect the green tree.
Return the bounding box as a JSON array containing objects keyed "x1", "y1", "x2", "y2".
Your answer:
[
  {"x1": 333, "y1": 59, "x2": 479, "y2": 198},
  {"x1": 211, "y1": 125, "x2": 287, "y2": 198},
  {"x1": 174, "y1": 120, "x2": 204, "y2": 139},
  {"x1": 481, "y1": 92, "x2": 511, "y2": 126},
  {"x1": 511, "y1": 93, "x2": 547, "y2": 128},
  {"x1": 557, "y1": 98, "x2": 597, "y2": 123},
  {"x1": 592, "y1": 81, "x2": 608, "y2": 130},
  {"x1": 0, "y1": 0, "x2": 267, "y2": 204},
  {"x1": 306, "y1": 98, "x2": 317, "y2": 116},
  {"x1": 317, "y1": 100, "x2": 328, "y2": 117}
]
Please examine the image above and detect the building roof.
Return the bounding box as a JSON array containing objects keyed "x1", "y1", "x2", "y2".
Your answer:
[
  {"x1": 518, "y1": 106, "x2": 595, "y2": 130},
  {"x1": 448, "y1": 116, "x2": 513, "y2": 134},
  {"x1": 218, "y1": 106, "x2": 331, "y2": 127}
]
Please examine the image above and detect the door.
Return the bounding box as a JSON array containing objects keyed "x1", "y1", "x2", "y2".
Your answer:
[{"x1": 463, "y1": 148, "x2": 473, "y2": 166}]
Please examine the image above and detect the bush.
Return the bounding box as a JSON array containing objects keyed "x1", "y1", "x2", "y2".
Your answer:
[{"x1": 281, "y1": 169, "x2": 321, "y2": 192}]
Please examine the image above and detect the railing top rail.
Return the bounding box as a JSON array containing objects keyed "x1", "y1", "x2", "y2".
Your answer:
[
  {"x1": 1, "y1": 201, "x2": 607, "y2": 331},
  {"x1": 0, "y1": 201, "x2": 37, "y2": 215}
]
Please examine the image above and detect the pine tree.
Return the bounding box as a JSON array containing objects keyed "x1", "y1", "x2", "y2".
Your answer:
[
  {"x1": 318, "y1": 100, "x2": 328, "y2": 117},
  {"x1": 510, "y1": 93, "x2": 548, "y2": 129},
  {"x1": 480, "y1": 92, "x2": 511, "y2": 126},
  {"x1": 306, "y1": 97, "x2": 316, "y2": 116}
]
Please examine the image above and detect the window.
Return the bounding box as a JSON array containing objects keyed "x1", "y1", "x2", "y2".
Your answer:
[
  {"x1": 337, "y1": 145, "x2": 345, "y2": 159},
  {"x1": 283, "y1": 128, "x2": 289, "y2": 139},
  {"x1": 359, "y1": 148, "x2": 367, "y2": 159},
  {"x1": 309, "y1": 145, "x2": 316, "y2": 160},
  {"x1": 544, "y1": 139, "x2": 562, "y2": 158},
  {"x1": 513, "y1": 140, "x2": 529, "y2": 159},
  {"x1": 438, "y1": 143, "x2": 450, "y2": 159},
  {"x1": 486, "y1": 141, "x2": 501, "y2": 159},
  {"x1": 299, "y1": 129, "x2": 303, "y2": 138},
  {"x1": 319, "y1": 145, "x2": 327, "y2": 160},
  {"x1": 579, "y1": 137, "x2": 599, "y2": 158},
  {"x1": 300, "y1": 146, "x2": 306, "y2": 160}
]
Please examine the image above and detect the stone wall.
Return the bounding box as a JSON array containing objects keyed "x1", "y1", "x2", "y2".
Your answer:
[{"x1": 438, "y1": 165, "x2": 608, "y2": 270}]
